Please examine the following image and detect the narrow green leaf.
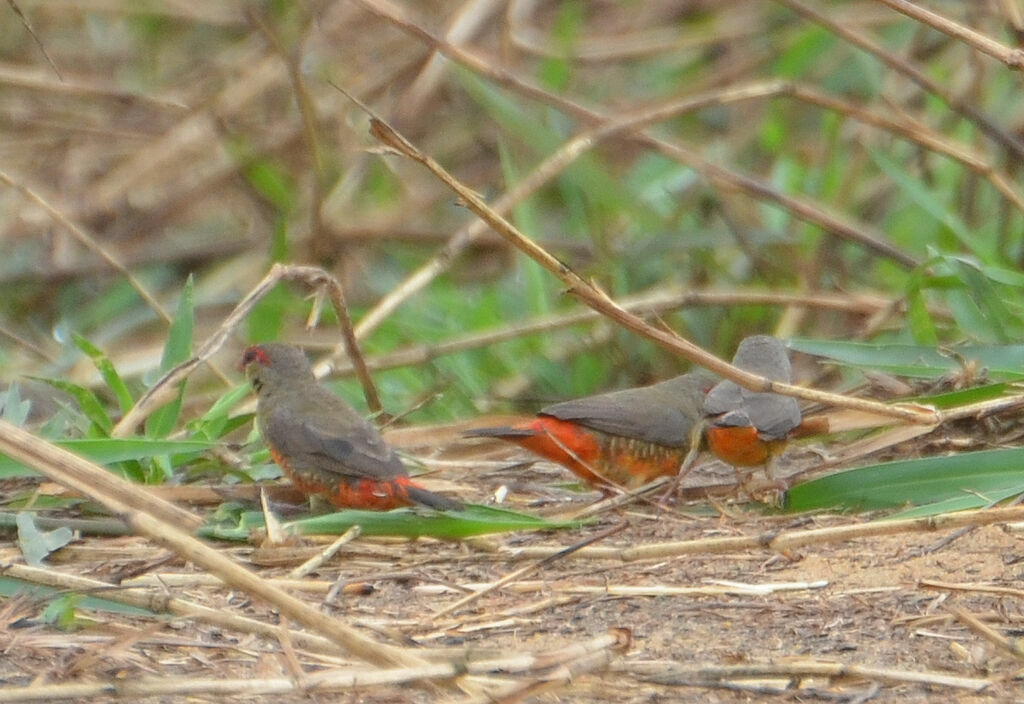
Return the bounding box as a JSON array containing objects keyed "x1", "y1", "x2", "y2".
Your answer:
[
  {"x1": 0, "y1": 438, "x2": 214, "y2": 478},
  {"x1": 914, "y1": 382, "x2": 1006, "y2": 409},
  {"x1": 30, "y1": 377, "x2": 112, "y2": 435},
  {"x1": 905, "y1": 285, "x2": 937, "y2": 346},
  {"x1": 190, "y1": 384, "x2": 253, "y2": 439},
  {"x1": 888, "y1": 486, "x2": 1024, "y2": 519},
  {"x1": 200, "y1": 384, "x2": 251, "y2": 424},
  {"x1": 947, "y1": 257, "x2": 1020, "y2": 342},
  {"x1": 871, "y1": 149, "x2": 995, "y2": 262},
  {"x1": 244, "y1": 160, "x2": 295, "y2": 214},
  {"x1": 160, "y1": 275, "x2": 195, "y2": 373},
  {"x1": 72, "y1": 335, "x2": 135, "y2": 414},
  {"x1": 247, "y1": 282, "x2": 289, "y2": 343},
  {"x1": 146, "y1": 276, "x2": 194, "y2": 438}
]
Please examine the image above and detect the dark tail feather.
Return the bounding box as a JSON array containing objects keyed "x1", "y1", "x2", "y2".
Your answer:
[
  {"x1": 462, "y1": 426, "x2": 537, "y2": 440},
  {"x1": 405, "y1": 484, "x2": 463, "y2": 512}
]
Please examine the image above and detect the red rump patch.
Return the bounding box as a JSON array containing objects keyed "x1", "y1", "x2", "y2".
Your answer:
[
  {"x1": 269, "y1": 446, "x2": 417, "y2": 510},
  {"x1": 327, "y1": 476, "x2": 417, "y2": 511},
  {"x1": 514, "y1": 417, "x2": 604, "y2": 486}
]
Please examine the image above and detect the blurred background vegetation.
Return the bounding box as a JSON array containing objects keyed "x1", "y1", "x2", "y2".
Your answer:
[{"x1": 3, "y1": 0, "x2": 1024, "y2": 434}]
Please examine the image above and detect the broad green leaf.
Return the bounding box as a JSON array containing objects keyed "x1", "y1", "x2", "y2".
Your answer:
[
  {"x1": 785, "y1": 448, "x2": 1024, "y2": 512},
  {"x1": 201, "y1": 504, "x2": 589, "y2": 541}
]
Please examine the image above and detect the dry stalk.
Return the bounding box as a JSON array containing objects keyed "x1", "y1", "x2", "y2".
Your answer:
[
  {"x1": 289, "y1": 525, "x2": 362, "y2": 579},
  {"x1": 0, "y1": 562, "x2": 346, "y2": 657},
  {"x1": 789, "y1": 84, "x2": 1024, "y2": 215},
  {"x1": 249, "y1": 8, "x2": 331, "y2": 271},
  {"x1": 465, "y1": 635, "x2": 629, "y2": 704},
  {"x1": 335, "y1": 287, "x2": 914, "y2": 376},
  {"x1": 124, "y1": 572, "x2": 333, "y2": 592},
  {"x1": 6, "y1": 0, "x2": 62, "y2": 79},
  {"x1": 396, "y1": 0, "x2": 502, "y2": 119},
  {"x1": 427, "y1": 579, "x2": 828, "y2": 599},
  {"x1": 0, "y1": 667, "x2": 458, "y2": 702},
  {"x1": 874, "y1": 0, "x2": 1024, "y2": 70},
  {"x1": 0, "y1": 630, "x2": 629, "y2": 702},
  {"x1": 624, "y1": 658, "x2": 991, "y2": 691},
  {"x1": 947, "y1": 604, "x2": 1024, "y2": 661},
  {"x1": 502, "y1": 504, "x2": 1024, "y2": 562},
  {"x1": 920, "y1": 579, "x2": 1024, "y2": 600},
  {"x1": 0, "y1": 167, "x2": 174, "y2": 326},
  {"x1": 430, "y1": 521, "x2": 628, "y2": 620},
  {"x1": 508, "y1": 0, "x2": 732, "y2": 61}
]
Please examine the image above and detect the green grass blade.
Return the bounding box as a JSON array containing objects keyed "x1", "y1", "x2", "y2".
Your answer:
[
  {"x1": 160, "y1": 275, "x2": 195, "y2": 373},
  {"x1": 0, "y1": 438, "x2": 215, "y2": 478},
  {"x1": 146, "y1": 275, "x2": 194, "y2": 439},
  {"x1": 888, "y1": 486, "x2": 1024, "y2": 519},
  {"x1": 30, "y1": 377, "x2": 113, "y2": 436},
  {"x1": 871, "y1": 148, "x2": 994, "y2": 262},
  {"x1": 72, "y1": 335, "x2": 135, "y2": 415}
]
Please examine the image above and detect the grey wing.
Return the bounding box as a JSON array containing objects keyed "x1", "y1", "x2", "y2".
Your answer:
[
  {"x1": 704, "y1": 381, "x2": 801, "y2": 438},
  {"x1": 703, "y1": 380, "x2": 744, "y2": 416},
  {"x1": 262, "y1": 405, "x2": 408, "y2": 482},
  {"x1": 742, "y1": 393, "x2": 801, "y2": 440},
  {"x1": 541, "y1": 387, "x2": 694, "y2": 447}
]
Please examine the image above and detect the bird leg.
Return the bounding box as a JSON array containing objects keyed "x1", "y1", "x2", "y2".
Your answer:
[{"x1": 656, "y1": 420, "x2": 706, "y2": 507}]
